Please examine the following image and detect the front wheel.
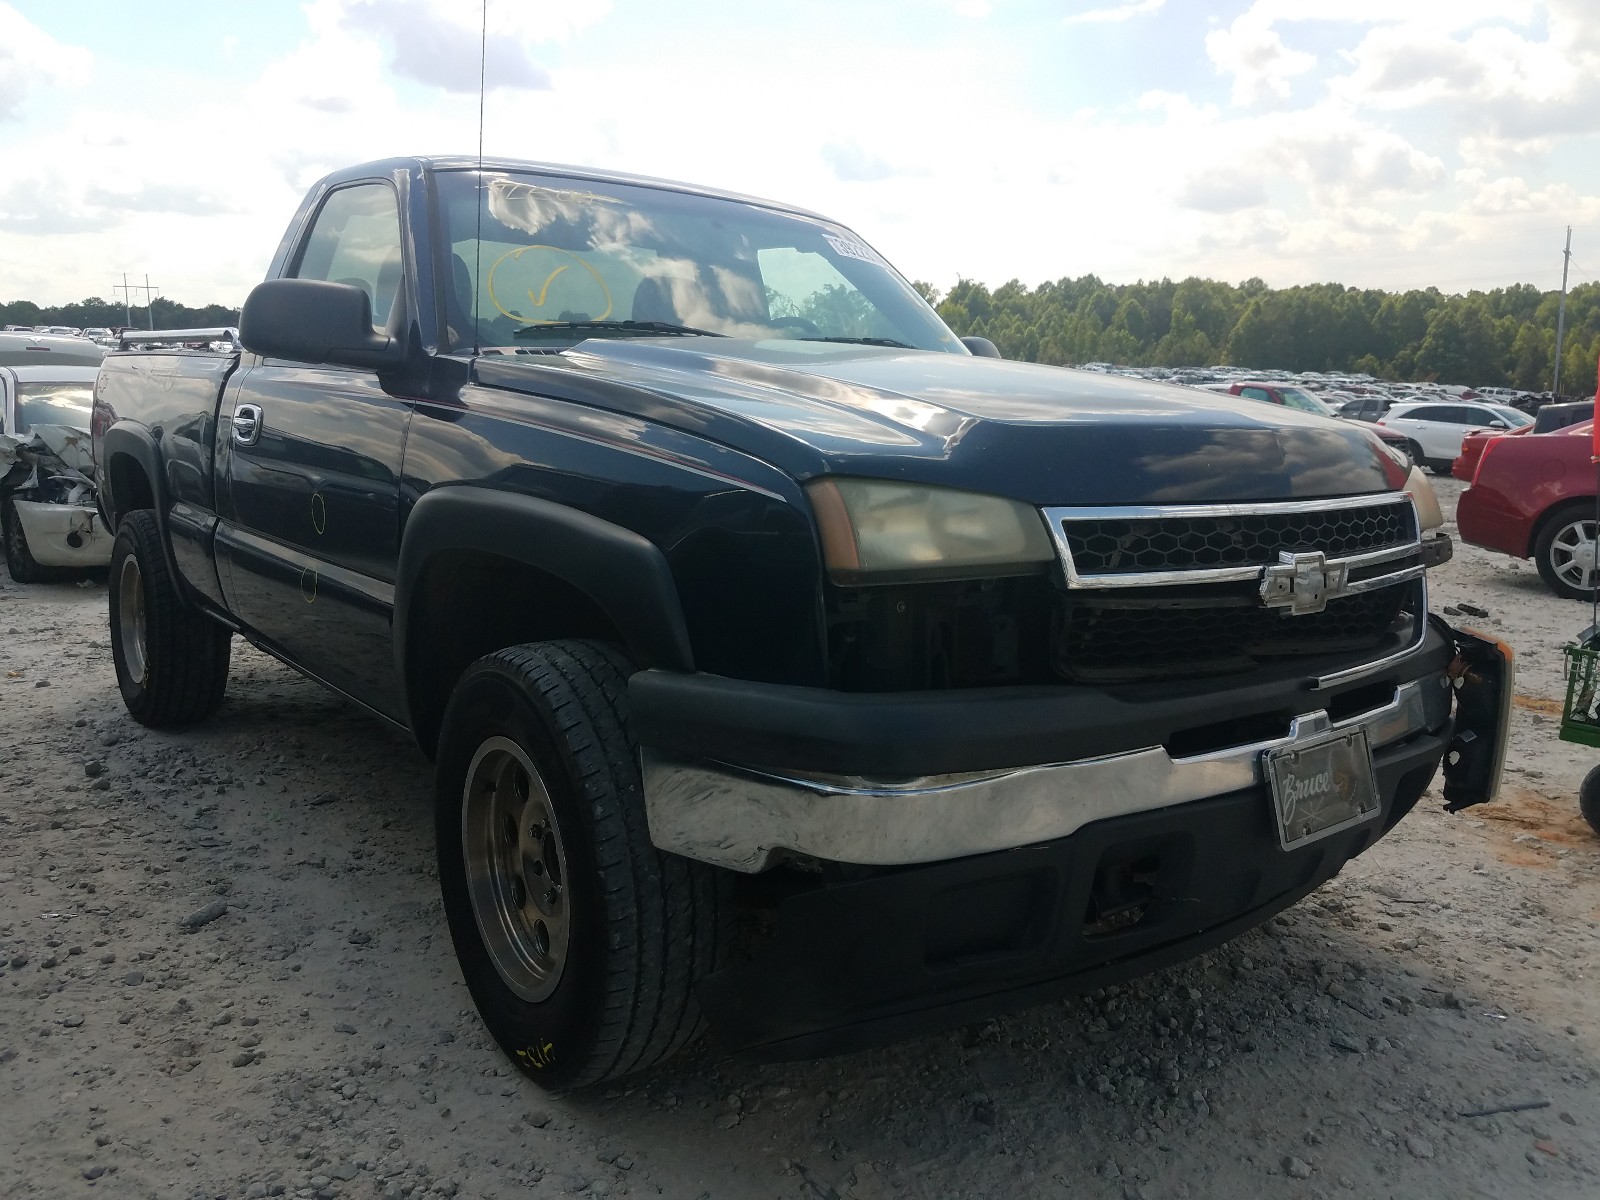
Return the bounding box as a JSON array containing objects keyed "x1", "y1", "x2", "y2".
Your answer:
[
  {"x1": 1534, "y1": 504, "x2": 1599, "y2": 601},
  {"x1": 434, "y1": 640, "x2": 728, "y2": 1090},
  {"x1": 2, "y1": 497, "x2": 49, "y2": 583},
  {"x1": 108, "y1": 510, "x2": 231, "y2": 726}
]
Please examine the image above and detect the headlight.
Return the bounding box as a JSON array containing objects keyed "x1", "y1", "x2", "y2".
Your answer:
[
  {"x1": 806, "y1": 478, "x2": 1054, "y2": 582},
  {"x1": 1403, "y1": 465, "x2": 1443, "y2": 532}
]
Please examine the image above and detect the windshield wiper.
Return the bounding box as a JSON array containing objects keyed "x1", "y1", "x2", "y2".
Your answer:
[
  {"x1": 512, "y1": 319, "x2": 727, "y2": 340},
  {"x1": 797, "y1": 336, "x2": 915, "y2": 349}
]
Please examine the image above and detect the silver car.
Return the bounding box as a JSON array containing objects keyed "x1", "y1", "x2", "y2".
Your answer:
[{"x1": 1, "y1": 363, "x2": 111, "y2": 581}]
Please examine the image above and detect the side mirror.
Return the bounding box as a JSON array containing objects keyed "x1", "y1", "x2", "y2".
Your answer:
[
  {"x1": 961, "y1": 335, "x2": 1002, "y2": 359},
  {"x1": 1487, "y1": 420, "x2": 1507, "y2": 430},
  {"x1": 239, "y1": 278, "x2": 404, "y2": 370}
]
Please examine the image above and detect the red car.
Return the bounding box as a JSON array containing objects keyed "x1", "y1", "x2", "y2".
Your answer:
[
  {"x1": 1457, "y1": 420, "x2": 1597, "y2": 599},
  {"x1": 1452, "y1": 425, "x2": 1530, "y2": 481}
]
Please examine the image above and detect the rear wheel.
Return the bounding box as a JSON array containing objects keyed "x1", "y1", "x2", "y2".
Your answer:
[
  {"x1": 1405, "y1": 441, "x2": 1425, "y2": 470},
  {"x1": 108, "y1": 511, "x2": 231, "y2": 726},
  {"x1": 2, "y1": 497, "x2": 49, "y2": 583},
  {"x1": 1534, "y1": 504, "x2": 1599, "y2": 601},
  {"x1": 435, "y1": 640, "x2": 728, "y2": 1090}
]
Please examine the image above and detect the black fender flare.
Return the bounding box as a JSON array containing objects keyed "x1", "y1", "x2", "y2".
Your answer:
[
  {"x1": 394, "y1": 484, "x2": 696, "y2": 700},
  {"x1": 99, "y1": 422, "x2": 187, "y2": 597}
]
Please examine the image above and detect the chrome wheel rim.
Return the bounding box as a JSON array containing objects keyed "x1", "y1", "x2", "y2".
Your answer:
[
  {"x1": 117, "y1": 556, "x2": 149, "y2": 686},
  {"x1": 1550, "y1": 518, "x2": 1599, "y2": 592},
  {"x1": 462, "y1": 736, "x2": 570, "y2": 1002}
]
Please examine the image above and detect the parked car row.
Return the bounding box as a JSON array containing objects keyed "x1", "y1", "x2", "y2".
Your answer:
[
  {"x1": 1376, "y1": 400, "x2": 1532, "y2": 474},
  {"x1": 4, "y1": 324, "x2": 121, "y2": 348}
]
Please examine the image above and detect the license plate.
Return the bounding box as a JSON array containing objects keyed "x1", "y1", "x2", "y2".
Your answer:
[{"x1": 1263, "y1": 727, "x2": 1381, "y2": 850}]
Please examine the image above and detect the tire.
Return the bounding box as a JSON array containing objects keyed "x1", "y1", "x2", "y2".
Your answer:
[
  {"x1": 108, "y1": 510, "x2": 231, "y2": 726},
  {"x1": 1405, "y1": 441, "x2": 1425, "y2": 470},
  {"x1": 1428, "y1": 459, "x2": 1453, "y2": 476},
  {"x1": 1581, "y1": 766, "x2": 1600, "y2": 838},
  {"x1": 2, "y1": 497, "x2": 49, "y2": 583},
  {"x1": 435, "y1": 640, "x2": 729, "y2": 1090},
  {"x1": 1534, "y1": 504, "x2": 1600, "y2": 601}
]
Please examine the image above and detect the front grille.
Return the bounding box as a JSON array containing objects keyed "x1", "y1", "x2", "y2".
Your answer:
[
  {"x1": 1060, "y1": 499, "x2": 1416, "y2": 577},
  {"x1": 1042, "y1": 494, "x2": 1424, "y2": 683},
  {"x1": 1053, "y1": 583, "x2": 1408, "y2": 681}
]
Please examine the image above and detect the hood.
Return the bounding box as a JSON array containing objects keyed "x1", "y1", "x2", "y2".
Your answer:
[{"x1": 474, "y1": 339, "x2": 1402, "y2": 506}]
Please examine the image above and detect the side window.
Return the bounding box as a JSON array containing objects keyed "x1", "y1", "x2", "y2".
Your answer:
[
  {"x1": 757, "y1": 247, "x2": 894, "y2": 340},
  {"x1": 1239, "y1": 387, "x2": 1270, "y2": 402},
  {"x1": 292, "y1": 184, "x2": 403, "y2": 331},
  {"x1": 1406, "y1": 406, "x2": 1442, "y2": 422}
]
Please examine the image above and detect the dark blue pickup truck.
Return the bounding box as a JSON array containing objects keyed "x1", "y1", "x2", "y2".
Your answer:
[{"x1": 91, "y1": 156, "x2": 1510, "y2": 1089}]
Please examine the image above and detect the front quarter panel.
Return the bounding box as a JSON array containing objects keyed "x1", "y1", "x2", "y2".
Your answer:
[{"x1": 400, "y1": 376, "x2": 827, "y2": 685}]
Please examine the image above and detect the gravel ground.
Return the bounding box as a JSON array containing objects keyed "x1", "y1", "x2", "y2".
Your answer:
[{"x1": 3, "y1": 477, "x2": 1599, "y2": 1200}]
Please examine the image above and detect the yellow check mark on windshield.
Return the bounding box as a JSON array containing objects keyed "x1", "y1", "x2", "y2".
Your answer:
[{"x1": 528, "y1": 264, "x2": 571, "y2": 309}]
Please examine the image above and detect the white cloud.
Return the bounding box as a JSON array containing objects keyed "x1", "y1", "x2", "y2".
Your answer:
[
  {"x1": 316, "y1": 0, "x2": 614, "y2": 94},
  {"x1": 1268, "y1": 120, "x2": 1446, "y2": 202},
  {"x1": 1331, "y1": 1, "x2": 1600, "y2": 147},
  {"x1": 0, "y1": 0, "x2": 1595, "y2": 307},
  {"x1": 821, "y1": 141, "x2": 916, "y2": 183},
  {"x1": 1177, "y1": 169, "x2": 1267, "y2": 214},
  {"x1": 0, "y1": 3, "x2": 92, "y2": 121},
  {"x1": 1205, "y1": 8, "x2": 1315, "y2": 107},
  {"x1": 334, "y1": 0, "x2": 549, "y2": 92},
  {"x1": 1062, "y1": 0, "x2": 1164, "y2": 26}
]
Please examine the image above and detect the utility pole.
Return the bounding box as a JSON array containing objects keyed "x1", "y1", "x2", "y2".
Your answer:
[
  {"x1": 1553, "y1": 226, "x2": 1572, "y2": 395},
  {"x1": 112, "y1": 274, "x2": 159, "y2": 331},
  {"x1": 114, "y1": 273, "x2": 133, "y2": 327},
  {"x1": 146, "y1": 274, "x2": 156, "y2": 330}
]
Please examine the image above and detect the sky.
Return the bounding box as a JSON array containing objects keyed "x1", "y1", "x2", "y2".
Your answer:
[{"x1": 1, "y1": 0, "x2": 1597, "y2": 309}]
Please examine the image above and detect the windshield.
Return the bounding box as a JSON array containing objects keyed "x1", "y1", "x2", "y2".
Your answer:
[
  {"x1": 17, "y1": 383, "x2": 95, "y2": 433},
  {"x1": 1274, "y1": 386, "x2": 1335, "y2": 416},
  {"x1": 434, "y1": 170, "x2": 963, "y2": 354}
]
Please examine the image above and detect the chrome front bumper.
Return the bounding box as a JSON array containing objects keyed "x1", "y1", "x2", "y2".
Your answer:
[{"x1": 642, "y1": 673, "x2": 1452, "y2": 873}]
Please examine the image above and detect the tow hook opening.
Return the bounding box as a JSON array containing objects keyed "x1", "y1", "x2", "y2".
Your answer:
[
  {"x1": 1083, "y1": 852, "x2": 1161, "y2": 937},
  {"x1": 66, "y1": 531, "x2": 84, "y2": 549}
]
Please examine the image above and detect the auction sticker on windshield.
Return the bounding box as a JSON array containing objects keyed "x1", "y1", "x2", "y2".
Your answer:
[
  {"x1": 1264, "y1": 727, "x2": 1380, "y2": 850},
  {"x1": 822, "y1": 234, "x2": 886, "y2": 267}
]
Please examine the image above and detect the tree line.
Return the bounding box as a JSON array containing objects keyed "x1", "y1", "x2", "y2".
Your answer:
[
  {"x1": 912, "y1": 276, "x2": 1600, "y2": 397},
  {"x1": 1, "y1": 296, "x2": 239, "y2": 332}
]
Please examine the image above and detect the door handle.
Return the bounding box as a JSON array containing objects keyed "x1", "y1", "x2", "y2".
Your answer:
[{"x1": 232, "y1": 404, "x2": 263, "y2": 447}]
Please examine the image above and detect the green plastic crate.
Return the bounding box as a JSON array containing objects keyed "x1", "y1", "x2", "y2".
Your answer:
[{"x1": 1562, "y1": 638, "x2": 1600, "y2": 749}]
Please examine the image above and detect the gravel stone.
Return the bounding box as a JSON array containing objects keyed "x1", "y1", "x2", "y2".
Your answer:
[{"x1": 178, "y1": 899, "x2": 229, "y2": 931}]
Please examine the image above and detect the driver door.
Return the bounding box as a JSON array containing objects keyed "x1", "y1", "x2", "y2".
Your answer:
[{"x1": 216, "y1": 180, "x2": 412, "y2": 718}]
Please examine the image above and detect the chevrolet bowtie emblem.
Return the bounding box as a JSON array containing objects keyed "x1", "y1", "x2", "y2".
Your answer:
[{"x1": 1260, "y1": 550, "x2": 1350, "y2": 616}]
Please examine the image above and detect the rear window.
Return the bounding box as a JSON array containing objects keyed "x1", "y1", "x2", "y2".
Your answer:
[{"x1": 16, "y1": 382, "x2": 95, "y2": 433}]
